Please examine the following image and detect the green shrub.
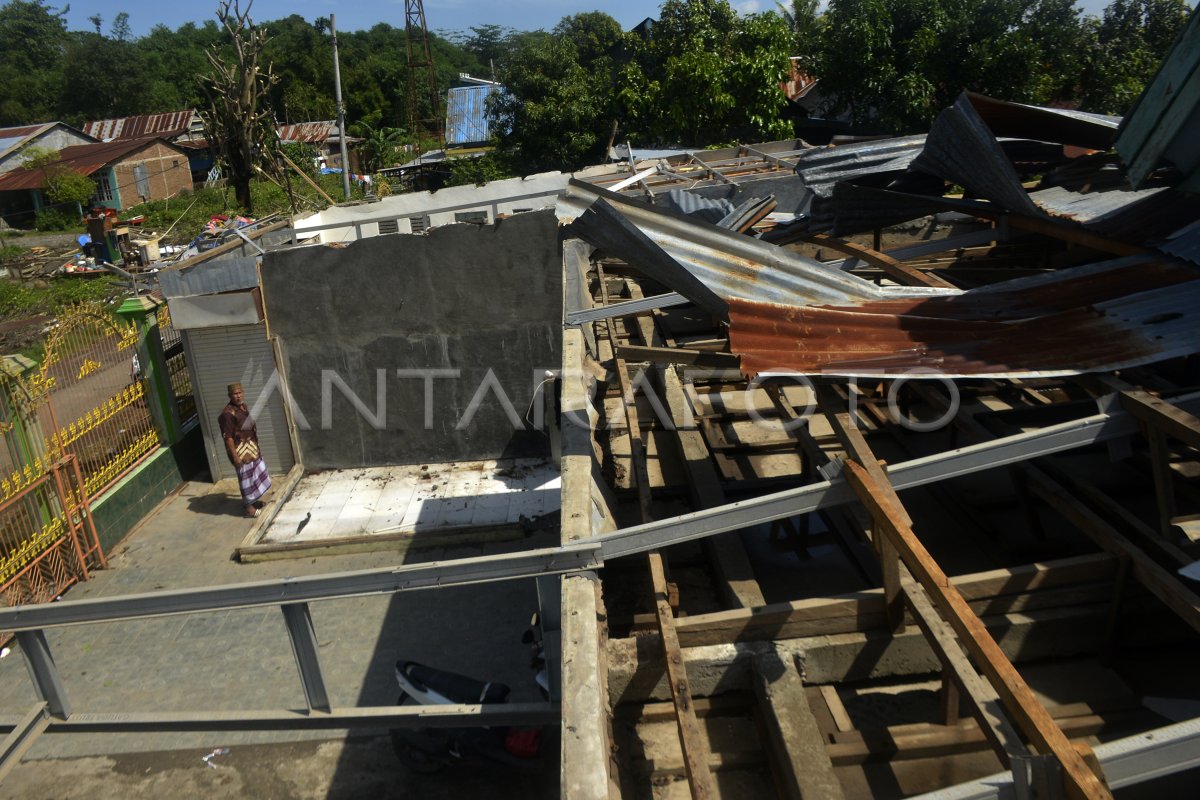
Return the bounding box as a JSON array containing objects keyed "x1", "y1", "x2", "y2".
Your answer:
[{"x1": 34, "y1": 208, "x2": 78, "y2": 231}]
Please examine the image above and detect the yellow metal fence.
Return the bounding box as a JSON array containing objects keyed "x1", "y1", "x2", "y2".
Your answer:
[{"x1": 0, "y1": 301, "x2": 167, "y2": 606}]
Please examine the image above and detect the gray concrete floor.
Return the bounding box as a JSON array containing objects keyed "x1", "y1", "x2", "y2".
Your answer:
[{"x1": 0, "y1": 479, "x2": 558, "y2": 798}]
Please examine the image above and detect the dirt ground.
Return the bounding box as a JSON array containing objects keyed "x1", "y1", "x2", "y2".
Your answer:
[{"x1": 0, "y1": 732, "x2": 559, "y2": 800}]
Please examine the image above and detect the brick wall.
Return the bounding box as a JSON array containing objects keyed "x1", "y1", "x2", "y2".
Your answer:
[{"x1": 111, "y1": 141, "x2": 194, "y2": 209}]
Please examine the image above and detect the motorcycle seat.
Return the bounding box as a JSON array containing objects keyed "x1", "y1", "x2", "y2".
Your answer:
[{"x1": 397, "y1": 660, "x2": 511, "y2": 705}]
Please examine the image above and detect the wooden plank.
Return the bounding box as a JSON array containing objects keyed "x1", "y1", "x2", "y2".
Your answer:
[
  {"x1": 649, "y1": 550, "x2": 717, "y2": 800},
  {"x1": 664, "y1": 579, "x2": 1114, "y2": 647},
  {"x1": 808, "y1": 233, "x2": 957, "y2": 288},
  {"x1": 826, "y1": 711, "x2": 1138, "y2": 766},
  {"x1": 815, "y1": 392, "x2": 1029, "y2": 768},
  {"x1": 814, "y1": 387, "x2": 905, "y2": 631},
  {"x1": 843, "y1": 460, "x2": 1113, "y2": 800},
  {"x1": 1119, "y1": 387, "x2": 1200, "y2": 451},
  {"x1": 1022, "y1": 466, "x2": 1200, "y2": 635},
  {"x1": 752, "y1": 651, "x2": 846, "y2": 800},
  {"x1": 819, "y1": 685, "x2": 855, "y2": 733},
  {"x1": 599, "y1": 265, "x2": 716, "y2": 800},
  {"x1": 662, "y1": 365, "x2": 766, "y2": 609},
  {"x1": 904, "y1": 578, "x2": 1028, "y2": 767},
  {"x1": 617, "y1": 344, "x2": 740, "y2": 369}
]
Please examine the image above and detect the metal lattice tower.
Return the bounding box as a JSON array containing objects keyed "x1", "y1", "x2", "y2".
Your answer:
[{"x1": 403, "y1": 0, "x2": 444, "y2": 159}]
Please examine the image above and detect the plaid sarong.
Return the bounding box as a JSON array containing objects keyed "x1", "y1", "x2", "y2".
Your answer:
[{"x1": 237, "y1": 456, "x2": 271, "y2": 505}]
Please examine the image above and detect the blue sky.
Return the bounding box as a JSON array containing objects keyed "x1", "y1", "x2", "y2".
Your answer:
[{"x1": 58, "y1": 0, "x2": 1117, "y2": 39}]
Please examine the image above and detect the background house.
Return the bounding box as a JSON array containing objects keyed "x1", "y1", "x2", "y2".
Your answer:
[
  {"x1": 0, "y1": 122, "x2": 97, "y2": 176},
  {"x1": 277, "y1": 121, "x2": 362, "y2": 173},
  {"x1": 83, "y1": 110, "x2": 212, "y2": 184},
  {"x1": 0, "y1": 137, "x2": 193, "y2": 221}
]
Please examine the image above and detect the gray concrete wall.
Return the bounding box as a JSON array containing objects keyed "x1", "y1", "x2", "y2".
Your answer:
[{"x1": 260, "y1": 210, "x2": 561, "y2": 468}]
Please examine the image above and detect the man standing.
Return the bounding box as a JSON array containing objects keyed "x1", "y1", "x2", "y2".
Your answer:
[{"x1": 219, "y1": 382, "x2": 271, "y2": 518}]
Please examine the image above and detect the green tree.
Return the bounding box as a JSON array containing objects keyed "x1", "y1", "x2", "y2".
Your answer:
[
  {"x1": 0, "y1": 0, "x2": 69, "y2": 124},
  {"x1": 817, "y1": 0, "x2": 1092, "y2": 132},
  {"x1": 354, "y1": 123, "x2": 407, "y2": 172},
  {"x1": 621, "y1": 0, "x2": 794, "y2": 146},
  {"x1": 490, "y1": 32, "x2": 613, "y2": 171},
  {"x1": 776, "y1": 0, "x2": 823, "y2": 71},
  {"x1": 553, "y1": 12, "x2": 625, "y2": 63},
  {"x1": 1081, "y1": 0, "x2": 1191, "y2": 113},
  {"x1": 18, "y1": 146, "x2": 96, "y2": 210}
]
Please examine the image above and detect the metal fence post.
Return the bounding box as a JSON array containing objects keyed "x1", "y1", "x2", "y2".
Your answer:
[
  {"x1": 280, "y1": 603, "x2": 331, "y2": 713},
  {"x1": 15, "y1": 629, "x2": 70, "y2": 719},
  {"x1": 115, "y1": 297, "x2": 180, "y2": 445}
]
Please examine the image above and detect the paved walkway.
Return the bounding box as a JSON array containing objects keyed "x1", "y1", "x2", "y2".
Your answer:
[{"x1": 0, "y1": 478, "x2": 554, "y2": 762}]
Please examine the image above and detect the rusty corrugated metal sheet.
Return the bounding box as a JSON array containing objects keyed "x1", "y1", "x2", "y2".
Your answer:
[
  {"x1": 559, "y1": 179, "x2": 954, "y2": 310},
  {"x1": 82, "y1": 111, "x2": 197, "y2": 141},
  {"x1": 729, "y1": 255, "x2": 1200, "y2": 378},
  {"x1": 0, "y1": 137, "x2": 171, "y2": 191},
  {"x1": 277, "y1": 121, "x2": 337, "y2": 143}
]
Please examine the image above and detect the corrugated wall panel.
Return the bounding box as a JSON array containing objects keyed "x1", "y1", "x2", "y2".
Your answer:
[
  {"x1": 184, "y1": 324, "x2": 296, "y2": 481},
  {"x1": 446, "y1": 85, "x2": 497, "y2": 146}
]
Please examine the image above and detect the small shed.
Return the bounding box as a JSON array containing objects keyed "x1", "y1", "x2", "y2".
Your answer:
[{"x1": 0, "y1": 136, "x2": 193, "y2": 215}]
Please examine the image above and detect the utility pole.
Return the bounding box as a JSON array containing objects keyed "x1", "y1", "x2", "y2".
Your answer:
[{"x1": 330, "y1": 14, "x2": 352, "y2": 200}]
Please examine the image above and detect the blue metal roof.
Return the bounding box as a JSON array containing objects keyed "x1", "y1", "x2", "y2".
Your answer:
[{"x1": 445, "y1": 84, "x2": 500, "y2": 147}]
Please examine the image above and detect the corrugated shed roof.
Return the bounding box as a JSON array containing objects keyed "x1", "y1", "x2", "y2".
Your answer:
[
  {"x1": 728, "y1": 255, "x2": 1200, "y2": 378},
  {"x1": 277, "y1": 121, "x2": 337, "y2": 143},
  {"x1": 0, "y1": 137, "x2": 175, "y2": 191},
  {"x1": 446, "y1": 84, "x2": 499, "y2": 146},
  {"x1": 158, "y1": 255, "x2": 260, "y2": 298},
  {"x1": 82, "y1": 111, "x2": 198, "y2": 141},
  {"x1": 579, "y1": 140, "x2": 812, "y2": 196},
  {"x1": 0, "y1": 123, "x2": 55, "y2": 161}
]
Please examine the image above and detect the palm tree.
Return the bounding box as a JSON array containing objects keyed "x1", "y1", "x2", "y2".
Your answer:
[{"x1": 355, "y1": 123, "x2": 407, "y2": 173}]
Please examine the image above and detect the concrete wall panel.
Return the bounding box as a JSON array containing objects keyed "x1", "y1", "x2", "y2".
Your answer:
[{"x1": 261, "y1": 210, "x2": 562, "y2": 467}]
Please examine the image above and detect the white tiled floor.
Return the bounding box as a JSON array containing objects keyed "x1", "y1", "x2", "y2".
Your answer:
[{"x1": 263, "y1": 458, "x2": 561, "y2": 544}]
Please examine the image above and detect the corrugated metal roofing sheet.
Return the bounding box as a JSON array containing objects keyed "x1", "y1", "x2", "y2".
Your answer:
[
  {"x1": 728, "y1": 255, "x2": 1200, "y2": 378},
  {"x1": 965, "y1": 92, "x2": 1120, "y2": 151},
  {"x1": 912, "y1": 94, "x2": 1041, "y2": 215},
  {"x1": 446, "y1": 84, "x2": 498, "y2": 146},
  {"x1": 792, "y1": 135, "x2": 927, "y2": 199},
  {"x1": 559, "y1": 179, "x2": 953, "y2": 310},
  {"x1": 1117, "y1": 8, "x2": 1200, "y2": 190},
  {"x1": 0, "y1": 123, "x2": 54, "y2": 160},
  {"x1": 0, "y1": 137, "x2": 170, "y2": 191},
  {"x1": 1160, "y1": 221, "x2": 1200, "y2": 265},
  {"x1": 277, "y1": 121, "x2": 337, "y2": 143},
  {"x1": 158, "y1": 255, "x2": 260, "y2": 298},
  {"x1": 82, "y1": 111, "x2": 197, "y2": 141}
]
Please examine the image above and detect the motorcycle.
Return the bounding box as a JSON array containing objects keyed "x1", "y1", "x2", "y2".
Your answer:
[{"x1": 389, "y1": 614, "x2": 549, "y2": 773}]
